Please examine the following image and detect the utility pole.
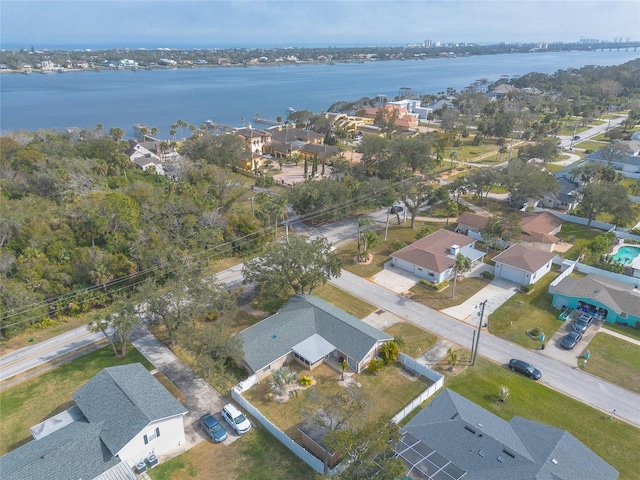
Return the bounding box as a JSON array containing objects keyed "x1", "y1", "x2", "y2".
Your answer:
[
  {"x1": 449, "y1": 263, "x2": 458, "y2": 299},
  {"x1": 249, "y1": 197, "x2": 255, "y2": 217},
  {"x1": 384, "y1": 208, "x2": 390, "y2": 240},
  {"x1": 472, "y1": 300, "x2": 488, "y2": 366}
]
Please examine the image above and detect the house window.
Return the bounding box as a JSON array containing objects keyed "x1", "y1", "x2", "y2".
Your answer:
[{"x1": 144, "y1": 427, "x2": 160, "y2": 444}]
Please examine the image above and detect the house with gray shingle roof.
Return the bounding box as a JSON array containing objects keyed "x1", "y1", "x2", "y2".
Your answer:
[
  {"x1": 238, "y1": 295, "x2": 392, "y2": 380},
  {"x1": 550, "y1": 273, "x2": 640, "y2": 327},
  {"x1": 0, "y1": 363, "x2": 187, "y2": 480},
  {"x1": 493, "y1": 243, "x2": 557, "y2": 285},
  {"x1": 397, "y1": 389, "x2": 618, "y2": 480}
]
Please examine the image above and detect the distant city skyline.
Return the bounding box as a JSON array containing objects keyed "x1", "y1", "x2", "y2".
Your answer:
[{"x1": 1, "y1": 0, "x2": 639, "y2": 50}]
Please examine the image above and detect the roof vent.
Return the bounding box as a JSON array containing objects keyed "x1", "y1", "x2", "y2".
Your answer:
[
  {"x1": 503, "y1": 449, "x2": 515, "y2": 459},
  {"x1": 477, "y1": 423, "x2": 483, "y2": 428},
  {"x1": 450, "y1": 413, "x2": 459, "y2": 420},
  {"x1": 497, "y1": 455, "x2": 504, "y2": 463},
  {"x1": 552, "y1": 458, "x2": 558, "y2": 465},
  {"x1": 464, "y1": 426, "x2": 477, "y2": 434},
  {"x1": 478, "y1": 450, "x2": 485, "y2": 457}
]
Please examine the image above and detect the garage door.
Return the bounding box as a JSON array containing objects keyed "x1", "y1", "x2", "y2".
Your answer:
[{"x1": 497, "y1": 264, "x2": 526, "y2": 284}]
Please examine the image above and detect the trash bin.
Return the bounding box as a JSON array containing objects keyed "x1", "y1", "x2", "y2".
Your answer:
[{"x1": 541, "y1": 343, "x2": 546, "y2": 350}]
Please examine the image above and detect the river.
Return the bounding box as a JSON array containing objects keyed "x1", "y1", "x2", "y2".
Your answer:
[{"x1": 1, "y1": 50, "x2": 638, "y2": 138}]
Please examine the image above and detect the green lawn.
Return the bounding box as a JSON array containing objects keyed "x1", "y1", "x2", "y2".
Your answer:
[
  {"x1": 409, "y1": 276, "x2": 491, "y2": 311},
  {"x1": 385, "y1": 322, "x2": 438, "y2": 358},
  {"x1": 581, "y1": 333, "x2": 640, "y2": 394},
  {"x1": 488, "y1": 270, "x2": 564, "y2": 348},
  {"x1": 603, "y1": 322, "x2": 640, "y2": 341},
  {"x1": 556, "y1": 223, "x2": 604, "y2": 260},
  {"x1": 314, "y1": 283, "x2": 377, "y2": 319},
  {"x1": 442, "y1": 358, "x2": 639, "y2": 480},
  {"x1": 149, "y1": 427, "x2": 314, "y2": 480},
  {"x1": 0, "y1": 346, "x2": 153, "y2": 455}
]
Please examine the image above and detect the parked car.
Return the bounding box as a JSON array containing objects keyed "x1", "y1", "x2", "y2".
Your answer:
[
  {"x1": 572, "y1": 314, "x2": 593, "y2": 334},
  {"x1": 199, "y1": 413, "x2": 228, "y2": 442},
  {"x1": 572, "y1": 135, "x2": 581, "y2": 140},
  {"x1": 508, "y1": 358, "x2": 542, "y2": 380},
  {"x1": 561, "y1": 330, "x2": 583, "y2": 350},
  {"x1": 221, "y1": 403, "x2": 252, "y2": 435},
  {"x1": 389, "y1": 205, "x2": 404, "y2": 213}
]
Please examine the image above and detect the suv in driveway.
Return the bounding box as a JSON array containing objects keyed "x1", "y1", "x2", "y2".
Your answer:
[
  {"x1": 221, "y1": 403, "x2": 251, "y2": 435},
  {"x1": 572, "y1": 314, "x2": 593, "y2": 334},
  {"x1": 508, "y1": 358, "x2": 542, "y2": 380},
  {"x1": 199, "y1": 413, "x2": 228, "y2": 442}
]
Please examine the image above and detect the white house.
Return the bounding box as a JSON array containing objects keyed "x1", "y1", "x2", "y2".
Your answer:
[
  {"x1": 493, "y1": 243, "x2": 557, "y2": 285},
  {"x1": 390, "y1": 229, "x2": 486, "y2": 284},
  {"x1": 0, "y1": 363, "x2": 188, "y2": 480}
]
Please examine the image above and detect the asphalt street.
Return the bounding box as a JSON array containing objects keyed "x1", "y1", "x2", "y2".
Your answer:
[{"x1": 330, "y1": 269, "x2": 640, "y2": 427}]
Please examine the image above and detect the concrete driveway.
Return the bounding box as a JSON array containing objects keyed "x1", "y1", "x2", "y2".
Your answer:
[
  {"x1": 543, "y1": 317, "x2": 602, "y2": 367},
  {"x1": 372, "y1": 262, "x2": 420, "y2": 294}
]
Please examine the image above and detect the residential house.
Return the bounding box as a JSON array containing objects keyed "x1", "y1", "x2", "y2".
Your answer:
[
  {"x1": 357, "y1": 104, "x2": 419, "y2": 132},
  {"x1": 585, "y1": 140, "x2": 640, "y2": 175},
  {"x1": 493, "y1": 243, "x2": 557, "y2": 285},
  {"x1": 455, "y1": 212, "x2": 489, "y2": 236},
  {"x1": 232, "y1": 126, "x2": 272, "y2": 169},
  {"x1": 390, "y1": 229, "x2": 486, "y2": 284},
  {"x1": 518, "y1": 211, "x2": 563, "y2": 252},
  {"x1": 237, "y1": 295, "x2": 393, "y2": 381},
  {"x1": 550, "y1": 273, "x2": 640, "y2": 327},
  {"x1": 397, "y1": 389, "x2": 618, "y2": 480},
  {"x1": 539, "y1": 176, "x2": 581, "y2": 211},
  {"x1": 0, "y1": 363, "x2": 188, "y2": 480}
]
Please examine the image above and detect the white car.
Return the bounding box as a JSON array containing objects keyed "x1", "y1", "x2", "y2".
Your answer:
[{"x1": 221, "y1": 403, "x2": 252, "y2": 435}]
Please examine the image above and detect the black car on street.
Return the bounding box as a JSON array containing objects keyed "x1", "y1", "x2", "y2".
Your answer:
[{"x1": 508, "y1": 358, "x2": 542, "y2": 380}]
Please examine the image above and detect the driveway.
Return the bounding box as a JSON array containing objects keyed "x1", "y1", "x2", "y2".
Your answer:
[{"x1": 543, "y1": 317, "x2": 602, "y2": 367}]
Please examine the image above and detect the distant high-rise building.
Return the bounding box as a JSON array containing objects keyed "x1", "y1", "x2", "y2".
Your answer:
[{"x1": 424, "y1": 39, "x2": 433, "y2": 48}]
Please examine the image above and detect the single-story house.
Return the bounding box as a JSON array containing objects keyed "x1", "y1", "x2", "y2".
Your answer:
[
  {"x1": 390, "y1": 229, "x2": 486, "y2": 284},
  {"x1": 539, "y1": 176, "x2": 581, "y2": 211},
  {"x1": 0, "y1": 363, "x2": 188, "y2": 480},
  {"x1": 550, "y1": 273, "x2": 640, "y2": 327},
  {"x1": 456, "y1": 212, "x2": 489, "y2": 235},
  {"x1": 519, "y1": 211, "x2": 563, "y2": 252},
  {"x1": 493, "y1": 243, "x2": 557, "y2": 285},
  {"x1": 585, "y1": 140, "x2": 640, "y2": 175},
  {"x1": 396, "y1": 389, "x2": 618, "y2": 480},
  {"x1": 237, "y1": 295, "x2": 392, "y2": 381}
]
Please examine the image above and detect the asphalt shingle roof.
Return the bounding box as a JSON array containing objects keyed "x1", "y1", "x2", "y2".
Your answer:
[
  {"x1": 238, "y1": 295, "x2": 392, "y2": 372},
  {"x1": 493, "y1": 244, "x2": 557, "y2": 272},
  {"x1": 400, "y1": 389, "x2": 618, "y2": 480},
  {"x1": 73, "y1": 363, "x2": 187, "y2": 455}
]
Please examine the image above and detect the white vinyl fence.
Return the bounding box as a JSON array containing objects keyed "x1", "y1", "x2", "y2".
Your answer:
[{"x1": 392, "y1": 354, "x2": 445, "y2": 424}]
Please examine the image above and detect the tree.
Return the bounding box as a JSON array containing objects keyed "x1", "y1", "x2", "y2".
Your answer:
[
  {"x1": 579, "y1": 182, "x2": 632, "y2": 227},
  {"x1": 599, "y1": 142, "x2": 629, "y2": 167},
  {"x1": 502, "y1": 213, "x2": 522, "y2": 245},
  {"x1": 325, "y1": 419, "x2": 404, "y2": 480},
  {"x1": 378, "y1": 340, "x2": 400, "y2": 365},
  {"x1": 483, "y1": 216, "x2": 504, "y2": 250},
  {"x1": 450, "y1": 253, "x2": 471, "y2": 298},
  {"x1": 87, "y1": 300, "x2": 139, "y2": 356},
  {"x1": 498, "y1": 162, "x2": 558, "y2": 208},
  {"x1": 399, "y1": 179, "x2": 447, "y2": 228},
  {"x1": 242, "y1": 235, "x2": 342, "y2": 295},
  {"x1": 357, "y1": 217, "x2": 381, "y2": 262},
  {"x1": 445, "y1": 200, "x2": 459, "y2": 225}
]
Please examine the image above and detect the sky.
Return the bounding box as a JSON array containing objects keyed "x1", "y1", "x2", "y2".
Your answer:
[{"x1": 1, "y1": 0, "x2": 639, "y2": 50}]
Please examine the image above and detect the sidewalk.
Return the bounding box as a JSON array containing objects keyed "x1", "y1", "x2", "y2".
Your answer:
[{"x1": 599, "y1": 327, "x2": 640, "y2": 347}]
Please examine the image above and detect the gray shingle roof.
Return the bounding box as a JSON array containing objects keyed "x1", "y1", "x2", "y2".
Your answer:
[
  {"x1": 0, "y1": 420, "x2": 121, "y2": 480},
  {"x1": 400, "y1": 389, "x2": 618, "y2": 480},
  {"x1": 238, "y1": 295, "x2": 392, "y2": 372},
  {"x1": 73, "y1": 363, "x2": 187, "y2": 455}
]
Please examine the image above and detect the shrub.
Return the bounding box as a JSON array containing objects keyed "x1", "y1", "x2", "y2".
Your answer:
[
  {"x1": 521, "y1": 284, "x2": 533, "y2": 293},
  {"x1": 378, "y1": 341, "x2": 400, "y2": 365},
  {"x1": 390, "y1": 240, "x2": 407, "y2": 252},
  {"x1": 255, "y1": 175, "x2": 274, "y2": 187},
  {"x1": 368, "y1": 358, "x2": 384, "y2": 375},
  {"x1": 528, "y1": 327, "x2": 542, "y2": 337},
  {"x1": 418, "y1": 279, "x2": 449, "y2": 291},
  {"x1": 299, "y1": 375, "x2": 313, "y2": 387},
  {"x1": 482, "y1": 271, "x2": 495, "y2": 280}
]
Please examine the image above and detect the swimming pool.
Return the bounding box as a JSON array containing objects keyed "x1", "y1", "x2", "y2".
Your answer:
[{"x1": 608, "y1": 246, "x2": 640, "y2": 264}]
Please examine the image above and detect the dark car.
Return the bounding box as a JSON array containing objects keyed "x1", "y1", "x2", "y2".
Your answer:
[
  {"x1": 389, "y1": 205, "x2": 404, "y2": 213},
  {"x1": 572, "y1": 135, "x2": 581, "y2": 140},
  {"x1": 572, "y1": 314, "x2": 593, "y2": 334},
  {"x1": 560, "y1": 330, "x2": 583, "y2": 350},
  {"x1": 199, "y1": 413, "x2": 228, "y2": 442},
  {"x1": 508, "y1": 358, "x2": 542, "y2": 380}
]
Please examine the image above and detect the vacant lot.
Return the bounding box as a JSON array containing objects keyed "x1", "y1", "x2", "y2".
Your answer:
[
  {"x1": 442, "y1": 358, "x2": 639, "y2": 480},
  {"x1": 488, "y1": 270, "x2": 564, "y2": 348},
  {"x1": 582, "y1": 333, "x2": 640, "y2": 394}
]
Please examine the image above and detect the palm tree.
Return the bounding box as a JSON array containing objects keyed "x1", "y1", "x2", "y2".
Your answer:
[
  {"x1": 357, "y1": 217, "x2": 380, "y2": 262},
  {"x1": 449, "y1": 150, "x2": 458, "y2": 172},
  {"x1": 150, "y1": 126, "x2": 159, "y2": 139},
  {"x1": 445, "y1": 201, "x2": 459, "y2": 226},
  {"x1": 87, "y1": 315, "x2": 119, "y2": 357},
  {"x1": 450, "y1": 253, "x2": 472, "y2": 298},
  {"x1": 339, "y1": 358, "x2": 350, "y2": 381}
]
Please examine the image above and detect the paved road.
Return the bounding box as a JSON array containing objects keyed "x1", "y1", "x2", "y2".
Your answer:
[
  {"x1": 557, "y1": 114, "x2": 626, "y2": 150},
  {"x1": 0, "y1": 325, "x2": 109, "y2": 383},
  {"x1": 330, "y1": 269, "x2": 640, "y2": 427}
]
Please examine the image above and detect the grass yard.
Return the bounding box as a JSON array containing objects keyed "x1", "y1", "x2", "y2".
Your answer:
[
  {"x1": 385, "y1": 322, "x2": 438, "y2": 358},
  {"x1": 243, "y1": 362, "x2": 431, "y2": 441},
  {"x1": 582, "y1": 333, "x2": 640, "y2": 394},
  {"x1": 443, "y1": 358, "x2": 639, "y2": 480},
  {"x1": 149, "y1": 427, "x2": 314, "y2": 480},
  {"x1": 409, "y1": 276, "x2": 491, "y2": 311},
  {"x1": 0, "y1": 346, "x2": 153, "y2": 455},
  {"x1": 488, "y1": 270, "x2": 564, "y2": 348},
  {"x1": 577, "y1": 140, "x2": 608, "y2": 151},
  {"x1": 313, "y1": 283, "x2": 377, "y2": 319},
  {"x1": 556, "y1": 222, "x2": 603, "y2": 260},
  {"x1": 603, "y1": 322, "x2": 640, "y2": 342}
]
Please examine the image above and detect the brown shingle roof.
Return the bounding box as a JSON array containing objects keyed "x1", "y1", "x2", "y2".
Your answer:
[
  {"x1": 457, "y1": 212, "x2": 490, "y2": 230},
  {"x1": 519, "y1": 212, "x2": 563, "y2": 244},
  {"x1": 391, "y1": 229, "x2": 474, "y2": 273},
  {"x1": 493, "y1": 244, "x2": 557, "y2": 272}
]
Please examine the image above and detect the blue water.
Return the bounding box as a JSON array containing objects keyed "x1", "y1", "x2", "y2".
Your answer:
[
  {"x1": 609, "y1": 246, "x2": 640, "y2": 264},
  {"x1": 1, "y1": 50, "x2": 638, "y2": 138}
]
